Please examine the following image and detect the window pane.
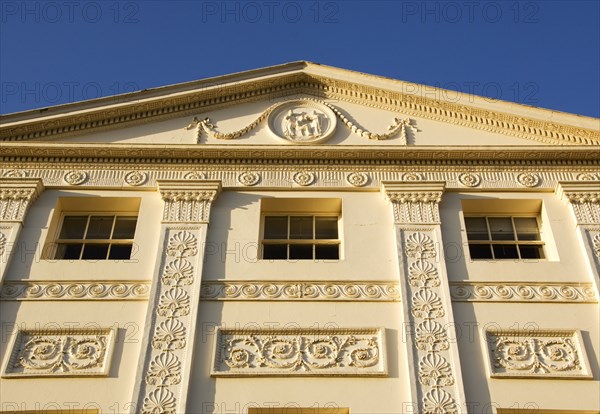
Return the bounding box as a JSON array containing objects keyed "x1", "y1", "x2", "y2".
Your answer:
[
  {"x1": 82, "y1": 243, "x2": 109, "y2": 259},
  {"x1": 290, "y1": 216, "x2": 313, "y2": 239},
  {"x1": 492, "y1": 244, "x2": 519, "y2": 259},
  {"x1": 55, "y1": 243, "x2": 82, "y2": 260},
  {"x1": 263, "y1": 244, "x2": 287, "y2": 260},
  {"x1": 264, "y1": 217, "x2": 288, "y2": 239},
  {"x1": 465, "y1": 218, "x2": 489, "y2": 240},
  {"x1": 86, "y1": 216, "x2": 114, "y2": 239},
  {"x1": 113, "y1": 217, "x2": 137, "y2": 239},
  {"x1": 58, "y1": 216, "x2": 88, "y2": 239},
  {"x1": 489, "y1": 218, "x2": 515, "y2": 241},
  {"x1": 289, "y1": 244, "x2": 313, "y2": 259},
  {"x1": 315, "y1": 217, "x2": 338, "y2": 239},
  {"x1": 315, "y1": 244, "x2": 339, "y2": 260},
  {"x1": 108, "y1": 244, "x2": 133, "y2": 259},
  {"x1": 468, "y1": 244, "x2": 493, "y2": 259},
  {"x1": 514, "y1": 218, "x2": 540, "y2": 241},
  {"x1": 519, "y1": 245, "x2": 544, "y2": 259}
]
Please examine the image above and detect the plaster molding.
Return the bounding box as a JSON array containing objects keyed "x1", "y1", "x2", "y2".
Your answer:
[
  {"x1": 593, "y1": 234, "x2": 600, "y2": 258},
  {"x1": 0, "y1": 178, "x2": 44, "y2": 222},
  {"x1": 483, "y1": 329, "x2": 592, "y2": 379},
  {"x1": 157, "y1": 180, "x2": 221, "y2": 223},
  {"x1": 1, "y1": 69, "x2": 598, "y2": 146},
  {"x1": 449, "y1": 282, "x2": 597, "y2": 303},
  {"x1": 1, "y1": 327, "x2": 116, "y2": 377},
  {"x1": 557, "y1": 182, "x2": 600, "y2": 225},
  {"x1": 211, "y1": 327, "x2": 386, "y2": 376},
  {"x1": 0, "y1": 280, "x2": 151, "y2": 301},
  {"x1": 382, "y1": 182, "x2": 445, "y2": 225},
  {"x1": 63, "y1": 170, "x2": 88, "y2": 185},
  {"x1": 200, "y1": 281, "x2": 400, "y2": 301}
]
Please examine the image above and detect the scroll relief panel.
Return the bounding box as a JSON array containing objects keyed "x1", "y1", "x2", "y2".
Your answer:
[
  {"x1": 483, "y1": 329, "x2": 592, "y2": 379},
  {"x1": 212, "y1": 327, "x2": 386, "y2": 377},
  {"x1": 1, "y1": 327, "x2": 116, "y2": 377}
]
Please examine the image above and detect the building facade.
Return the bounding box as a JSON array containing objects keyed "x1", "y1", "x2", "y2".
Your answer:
[{"x1": 0, "y1": 62, "x2": 599, "y2": 414}]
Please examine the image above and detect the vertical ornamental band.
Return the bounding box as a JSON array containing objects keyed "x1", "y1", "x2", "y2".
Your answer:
[
  {"x1": 382, "y1": 182, "x2": 466, "y2": 414},
  {"x1": 133, "y1": 180, "x2": 221, "y2": 414},
  {"x1": 0, "y1": 179, "x2": 44, "y2": 285}
]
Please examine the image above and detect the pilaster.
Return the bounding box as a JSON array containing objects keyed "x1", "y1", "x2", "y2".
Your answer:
[
  {"x1": 132, "y1": 180, "x2": 221, "y2": 414},
  {"x1": 0, "y1": 179, "x2": 44, "y2": 284},
  {"x1": 381, "y1": 181, "x2": 466, "y2": 414},
  {"x1": 557, "y1": 182, "x2": 600, "y2": 297}
]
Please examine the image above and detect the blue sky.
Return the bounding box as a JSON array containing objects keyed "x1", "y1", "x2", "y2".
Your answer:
[{"x1": 1, "y1": 0, "x2": 599, "y2": 117}]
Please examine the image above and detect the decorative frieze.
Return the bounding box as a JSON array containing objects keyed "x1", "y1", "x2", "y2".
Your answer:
[
  {"x1": 125, "y1": 170, "x2": 148, "y2": 186},
  {"x1": 63, "y1": 170, "x2": 87, "y2": 185},
  {"x1": 449, "y1": 282, "x2": 597, "y2": 303},
  {"x1": 293, "y1": 171, "x2": 316, "y2": 186},
  {"x1": 0, "y1": 179, "x2": 44, "y2": 222},
  {"x1": 211, "y1": 327, "x2": 386, "y2": 376},
  {"x1": 1, "y1": 327, "x2": 116, "y2": 377},
  {"x1": 200, "y1": 281, "x2": 400, "y2": 301},
  {"x1": 483, "y1": 329, "x2": 592, "y2": 379},
  {"x1": 346, "y1": 172, "x2": 369, "y2": 187},
  {"x1": 0, "y1": 281, "x2": 151, "y2": 301},
  {"x1": 158, "y1": 180, "x2": 221, "y2": 223},
  {"x1": 517, "y1": 172, "x2": 540, "y2": 188}
]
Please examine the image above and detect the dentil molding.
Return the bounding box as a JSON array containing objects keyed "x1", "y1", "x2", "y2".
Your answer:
[
  {"x1": 211, "y1": 327, "x2": 386, "y2": 376},
  {"x1": 483, "y1": 329, "x2": 592, "y2": 379}
]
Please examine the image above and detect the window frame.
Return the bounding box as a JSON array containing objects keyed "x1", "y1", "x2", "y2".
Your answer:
[
  {"x1": 52, "y1": 211, "x2": 138, "y2": 260},
  {"x1": 260, "y1": 213, "x2": 341, "y2": 260},
  {"x1": 464, "y1": 214, "x2": 546, "y2": 261}
]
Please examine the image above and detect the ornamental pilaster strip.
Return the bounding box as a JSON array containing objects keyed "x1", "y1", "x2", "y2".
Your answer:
[
  {"x1": 382, "y1": 181, "x2": 466, "y2": 414},
  {"x1": 556, "y1": 181, "x2": 600, "y2": 302},
  {"x1": 133, "y1": 180, "x2": 221, "y2": 414},
  {"x1": 0, "y1": 178, "x2": 44, "y2": 286}
]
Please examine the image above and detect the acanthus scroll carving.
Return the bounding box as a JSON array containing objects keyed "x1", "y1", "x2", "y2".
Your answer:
[
  {"x1": 387, "y1": 191, "x2": 442, "y2": 224},
  {"x1": 161, "y1": 189, "x2": 219, "y2": 223},
  {"x1": 485, "y1": 330, "x2": 592, "y2": 378},
  {"x1": 0, "y1": 186, "x2": 40, "y2": 222}
]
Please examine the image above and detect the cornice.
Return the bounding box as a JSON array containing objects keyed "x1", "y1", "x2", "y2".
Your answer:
[
  {"x1": 1, "y1": 143, "x2": 599, "y2": 164},
  {"x1": 1, "y1": 66, "x2": 598, "y2": 146}
]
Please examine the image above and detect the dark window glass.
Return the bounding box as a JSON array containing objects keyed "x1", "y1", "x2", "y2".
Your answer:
[
  {"x1": 289, "y1": 244, "x2": 313, "y2": 259},
  {"x1": 108, "y1": 244, "x2": 133, "y2": 259},
  {"x1": 58, "y1": 216, "x2": 88, "y2": 239},
  {"x1": 518, "y1": 245, "x2": 544, "y2": 259},
  {"x1": 86, "y1": 216, "x2": 114, "y2": 239},
  {"x1": 468, "y1": 244, "x2": 493, "y2": 259},
  {"x1": 263, "y1": 244, "x2": 287, "y2": 260},
  {"x1": 315, "y1": 244, "x2": 339, "y2": 260},
  {"x1": 113, "y1": 217, "x2": 137, "y2": 239},
  {"x1": 263, "y1": 217, "x2": 288, "y2": 239},
  {"x1": 82, "y1": 243, "x2": 110, "y2": 260},
  {"x1": 514, "y1": 218, "x2": 540, "y2": 241},
  {"x1": 489, "y1": 218, "x2": 515, "y2": 241},
  {"x1": 315, "y1": 217, "x2": 338, "y2": 239},
  {"x1": 465, "y1": 218, "x2": 489, "y2": 241},
  {"x1": 55, "y1": 243, "x2": 83, "y2": 260},
  {"x1": 290, "y1": 216, "x2": 313, "y2": 239},
  {"x1": 492, "y1": 244, "x2": 519, "y2": 259}
]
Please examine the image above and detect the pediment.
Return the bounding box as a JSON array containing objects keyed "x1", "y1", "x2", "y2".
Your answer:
[{"x1": 1, "y1": 62, "x2": 598, "y2": 147}]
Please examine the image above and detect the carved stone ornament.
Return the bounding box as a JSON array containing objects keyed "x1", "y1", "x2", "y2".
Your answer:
[
  {"x1": 484, "y1": 329, "x2": 592, "y2": 379},
  {"x1": 1, "y1": 327, "x2": 116, "y2": 377},
  {"x1": 403, "y1": 172, "x2": 423, "y2": 181},
  {"x1": 517, "y1": 172, "x2": 540, "y2": 187},
  {"x1": 212, "y1": 327, "x2": 386, "y2": 376},
  {"x1": 124, "y1": 170, "x2": 148, "y2": 186},
  {"x1": 2, "y1": 169, "x2": 27, "y2": 178},
  {"x1": 293, "y1": 171, "x2": 316, "y2": 186},
  {"x1": 201, "y1": 281, "x2": 400, "y2": 301},
  {"x1": 346, "y1": 172, "x2": 369, "y2": 187},
  {"x1": 458, "y1": 172, "x2": 480, "y2": 187},
  {"x1": 577, "y1": 173, "x2": 598, "y2": 181},
  {"x1": 0, "y1": 281, "x2": 151, "y2": 301},
  {"x1": 0, "y1": 232, "x2": 6, "y2": 256},
  {"x1": 237, "y1": 171, "x2": 260, "y2": 186},
  {"x1": 593, "y1": 234, "x2": 600, "y2": 258},
  {"x1": 268, "y1": 100, "x2": 337, "y2": 144},
  {"x1": 63, "y1": 170, "x2": 88, "y2": 185},
  {"x1": 184, "y1": 171, "x2": 205, "y2": 180},
  {"x1": 449, "y1": 282, "x2": 597, "y2": 303}
]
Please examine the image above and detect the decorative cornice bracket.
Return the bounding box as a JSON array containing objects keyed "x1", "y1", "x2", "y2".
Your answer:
[
  {"x1": 557, "y1": 181, "x2": 600, "y2": 225},
  {"x1": 381, "y1": 181, "x2": 445, "y2": 225},
  {"x1": 157, "y1": 180, "x2": 221, "y2": 223},
  {"x1": 0, "y1": 178, "x2": 44, "y2": 222}
]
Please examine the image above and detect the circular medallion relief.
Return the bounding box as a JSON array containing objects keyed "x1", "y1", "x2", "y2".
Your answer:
[{"x1": 268, "y1": 100, "x2": 337, "y2": 144}]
